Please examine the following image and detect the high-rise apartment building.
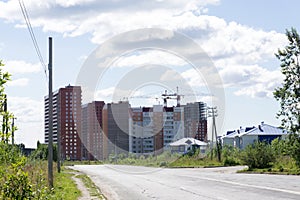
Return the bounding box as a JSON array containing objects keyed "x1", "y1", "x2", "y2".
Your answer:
[
  {"x1": 45, "y1": 85, "x2": 82, "y2": 160},
  {"x1": 184, "y1": 102, "x2": 207, "y2": 141},
  {"x1": 129, "y1": 105, "x2": 184, "y2": 155},
  {"x1": 81, "y1": 101, "x2": 105, "y2": 160},
  {"x1": 164, "y1": 106, "x2": 184, "y2": 145},
  {"x1": 102, "y1": 101, "x2": 130, "y2": 159}
]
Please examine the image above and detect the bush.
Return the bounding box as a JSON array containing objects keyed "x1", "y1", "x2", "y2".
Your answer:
[
  {"x1": 2, "y1": 158, "x2": 34, "y2": 199},
  {"x1": 285, "y1": 134, "x2": 300, "y2": 167},
  {"x1": 240, "y1": 141, "x2": 275, "y2": 169},
  {"x1": 221, "y1": 145, "x2": 241, "y2": 166}
]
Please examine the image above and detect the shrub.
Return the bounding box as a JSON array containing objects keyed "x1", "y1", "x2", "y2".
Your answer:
[{"x1": 240, "y1": 141, "x2": 275, "y2": 169}]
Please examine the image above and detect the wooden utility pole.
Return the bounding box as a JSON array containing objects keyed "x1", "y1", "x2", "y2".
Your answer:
[
  {"x1": 2, "y1": 95, "x2": 7, "y2": 142},
  {"x1": 4, "y1": 96, "x2": 8, "y2": 143},
  {"x1": 48, "y1": 37, "x2": 54, "y2": 188},
  {"x1": 12, "y1": 117, "x2": 16, "y2": 145}
]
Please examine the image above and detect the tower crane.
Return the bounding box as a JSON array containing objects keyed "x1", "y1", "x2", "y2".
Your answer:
[
  {"x1": 128, "y1": 87, "x2": 211, "y2": 107},
  {"x1": 161, "y1": 87, "x2": 184, "y2": 107}
]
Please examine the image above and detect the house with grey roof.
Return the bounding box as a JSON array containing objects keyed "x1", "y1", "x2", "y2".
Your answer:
[
  {"x1": 222, "y1": 122, "x2": 288, "y2": 149},
  {"x1": 169, "y1": 137, "x2": 208, "y2": 154}
]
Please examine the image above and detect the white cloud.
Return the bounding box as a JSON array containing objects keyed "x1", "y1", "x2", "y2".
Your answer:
[
  {"x1": 114, "y1": 51, "x2": 187, "y2": 68},
  {"x1": 3, "y1": 60, "x2": 41, "y2": 74},
  {"x1": 160, "y1": 69, "x2": 182, "y2": 81},
  {"x1": 0, "y1": 0, "x2": 287, "y2": 99},
  {"x1": 94, "y1": 87, "x2": 115, "y2": 100},
  {"x1": 219, "y1": 64, "x2": 284, "y2": 98},
  {"x1": 181, "y1": 68, "x2": 208, "y2": 87},
  {"x1": 0, "y1": 0, "x2": 219, "y2": 43},
  {"x1": 8, "y1": 96, "x2": 44, "y2": 148},
  {"x1": 7, "y1": 78, "x2": 29, "y2": 87},
  {"x1": 8, "y1": 96, "x2": 43, "y2": 123},
  {"x1": 202, "y1": 22, "x2": 287, "y2": 65}
]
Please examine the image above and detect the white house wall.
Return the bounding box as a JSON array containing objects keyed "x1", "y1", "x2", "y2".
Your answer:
[{"x1": 240, "y1": 135, "x2": 258, "y2": 149}]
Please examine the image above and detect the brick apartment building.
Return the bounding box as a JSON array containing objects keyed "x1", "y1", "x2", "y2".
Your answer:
[
  {"x1": 102, "y1": 101, "x2": 130, "y2": 159},
  {"x1": 184, "y1": 102, "x2": 208, "y2": 142},
  {"x1": 81, "y1": 101, "x2": 105, "y2": 160},
  {"x1": 45, "y1": 85, "x2": 83, "y2": 160},
  {"x1": 45, "y1": 85, "x2": 207, "y2": 160}
]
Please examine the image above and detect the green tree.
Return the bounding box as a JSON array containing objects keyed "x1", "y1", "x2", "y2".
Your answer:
[
  {"x1": 274, "y1": 28, "x2": 300, "y2": 134},
  {"x1": 0, "y1": 60, "x2": 13, "y2": 143},
  {"x1": 240, "y1": 141, "x2": 275, "y2": 169},
  {"x1": 285, "y1": 134, "x2": 300, "y2": 167}
]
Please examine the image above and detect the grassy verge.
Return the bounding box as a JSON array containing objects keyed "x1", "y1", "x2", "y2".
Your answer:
[
  {"x1": 105, "y1": 151, "x2": 225, "y2": 168},
  {"x1": 76, "y1": 174, "x2": 106, "y2": 199},
  {"x1": 48, "y1": 168, "x2": 81, "y2": 200},
  {"x1": 168, "y1": 156, "x2": 223, "y2": 168},
  {"x1": 238, "y1": 167, "x2": 300, "y2": 175},
  {"x1": 63, "y1": 160, "x2": 103, "y2": 166}
]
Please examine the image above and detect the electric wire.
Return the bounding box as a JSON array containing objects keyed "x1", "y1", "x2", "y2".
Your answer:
[{"x1": 18, "y1": 0, "x2": 48, "y2": 82}]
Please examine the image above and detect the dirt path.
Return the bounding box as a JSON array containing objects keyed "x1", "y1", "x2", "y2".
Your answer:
[{"x1": 71, "y1": 172, "x2": 100, "y2": 200}]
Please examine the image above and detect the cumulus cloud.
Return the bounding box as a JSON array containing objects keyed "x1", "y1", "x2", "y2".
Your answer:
[
  {"x1": 6, "y1": 96, "x2": 44, "y2": 147},
  {"x1": 0, "y1": 0, "x2": 287, "y2": 99},
  {"x1": 7, "y1": 78, "x2": 29, "y2": 87},
  {"x1": 114, "y1": 51, "x2": 187, "y2": 68},
  {"x1": 8, "y1": 96, "x2": 43, "y2": 123},
  {"x1": 3, "y1": 60, "x2": 41, "y2": 74},
  {"x1": 0, "y1": 0, "x2": 219, "y2": 42},
  {"x1": 219, "y1": 64, "x2": 284, "y2": 98}
]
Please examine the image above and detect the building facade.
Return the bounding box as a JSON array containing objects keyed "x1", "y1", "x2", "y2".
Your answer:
[
  {"x1": 102, "y1": 101, "x2": 130, "y2": 159},
  {"x1": 129, "y1": 105, "x2": 184, "y2": 155},
  {"x1": 184, "y1": 102, "x2": 207, "y2": 142},
  {"x1": 222, "y1": 122, "x2": 288, "y2": 149},
  {"x1": 45, "y1": 85, "x2": 82, "y2": 160},
  {"x1": 81, "y1": 101, "x2": 105, "y2": 160}
]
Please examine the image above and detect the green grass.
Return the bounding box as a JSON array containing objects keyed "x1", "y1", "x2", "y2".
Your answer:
[
  {"x1": 238, "y1": 156, "x2": 300, "y2": 175},
  {"x1": 48, "y1": 168, "x2": 81, "y2": 200},
  {"x1": 76, "y1": 174, "x2": 106, "y2": 199},
  {"x1": 63, "y1": 160, "x2": 104, "y2": 166},
  {"x1": 167, "y1": 155, "x2": 223, "y2": 168},
  {"x1": 106, "y1": 151, "x2": 183, "y2": 167},
  {"x1": 105, "y1": 151, "x2": 225, "y2": 168}
]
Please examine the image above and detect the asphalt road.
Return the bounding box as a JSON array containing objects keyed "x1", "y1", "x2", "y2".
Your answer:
[{"x1": 70, "y1": 165, "x2": 300, "y2": 200}]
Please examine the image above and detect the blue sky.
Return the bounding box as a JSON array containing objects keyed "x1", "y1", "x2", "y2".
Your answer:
[{"x1": 0, "y1": 0, "x2": 298, "y2": 148}]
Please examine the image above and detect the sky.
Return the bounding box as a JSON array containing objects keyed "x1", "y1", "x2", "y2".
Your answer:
[{"x1": 0, "y1": 0, "x2": 299, "y2": 148}]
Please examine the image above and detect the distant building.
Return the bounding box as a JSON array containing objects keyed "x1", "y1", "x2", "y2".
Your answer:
[
  {"x1": 169, "y1": 138, "x2": 208, "y2": 154},
  {"x1": 163, "y1": 106, "x2": 184, "y2": 147},
  {"x1": 183, "y1": 102, "x2": 207, "y2": 141},
  {"x1": 45, "y1": 85, "x2": 82, "y2": 160},
  {"x1": 81, "y1": 101, "x2": 105, "y2": 160},
  {"x1": 102, "y1": 101, "x2": 130, "y2": 159},
  {"x1": 222, "y1": 122, "x2": 288, "y2": 149},
  {"x1": 129, "y1": 105, "x2": 184, "y2": 155}
]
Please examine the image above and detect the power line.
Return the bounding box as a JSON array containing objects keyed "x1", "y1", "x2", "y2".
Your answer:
[{"x1": 18, "y1": 0, "x2": 48, "y2": 81}]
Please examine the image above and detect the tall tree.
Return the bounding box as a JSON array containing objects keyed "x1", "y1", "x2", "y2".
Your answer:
[
  {"x1": 0, "y1": 60, "x2": 13, "y2": 142},
  {"x1": 274, "y1": 28, "x2": 300, "y2": 134}
]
